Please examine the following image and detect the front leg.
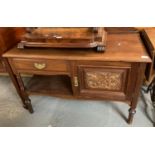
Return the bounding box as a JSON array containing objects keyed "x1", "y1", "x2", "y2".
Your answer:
[
  {"x1": 127, "y1": 63, "x2": 146, "y2": 124},
  {"x1": 127, "y1": 108, "x2": 136, "y2": 124},
  {"x1": 16, "y1": 74, "x2": 34, "y2": 113},
  {"x1": 3, "y1": 58, "x2": 32, "y2": 112}
]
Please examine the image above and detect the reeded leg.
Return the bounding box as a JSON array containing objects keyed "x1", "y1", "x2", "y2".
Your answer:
[{"x1": 127, "y1": 108, "x2": 136, "y2": 124}]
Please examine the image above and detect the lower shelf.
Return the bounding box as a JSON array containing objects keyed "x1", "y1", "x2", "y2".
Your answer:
[{"x1": 26, "y1": 75, "x2": 73, "y2": 97}]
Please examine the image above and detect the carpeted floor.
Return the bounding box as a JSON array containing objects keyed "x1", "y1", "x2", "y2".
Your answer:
[{"x1": 0, "y1": 76, "x2": 154, "y2": 127}]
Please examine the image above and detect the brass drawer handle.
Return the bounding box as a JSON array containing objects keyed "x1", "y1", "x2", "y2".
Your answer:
[{"x1": 34, "y1": 63, "x2": 46, "y2": 70}]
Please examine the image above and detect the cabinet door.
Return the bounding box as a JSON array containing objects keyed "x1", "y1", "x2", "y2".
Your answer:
[{"x1": 76, "y1": 63, "x2": 131, "y2": 101}]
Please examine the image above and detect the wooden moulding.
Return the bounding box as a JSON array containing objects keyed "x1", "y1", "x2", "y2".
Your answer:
[{"x1": 17, "y1": 27, "x2": 107, "y2": 52}]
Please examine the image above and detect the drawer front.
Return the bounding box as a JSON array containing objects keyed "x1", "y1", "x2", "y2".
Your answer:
[
  {"x1": 11, "y1": 58, "x2": 69, "y2": 74},
  {"x1": 76, "y1": 64, "x2": 131, "y2": 100}
]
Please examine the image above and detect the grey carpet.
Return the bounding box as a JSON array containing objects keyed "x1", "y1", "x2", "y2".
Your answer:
[{"x1": 0, "y1": 76, "x2": 154, "y2": 127}]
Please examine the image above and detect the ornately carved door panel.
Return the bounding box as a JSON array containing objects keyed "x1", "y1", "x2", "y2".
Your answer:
[{"x1": 76, "y1": 63, "x2": 132, "y2": 101}]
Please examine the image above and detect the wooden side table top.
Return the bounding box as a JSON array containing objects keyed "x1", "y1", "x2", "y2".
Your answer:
[{"x1": 3, "y1": 33, "x2": 151, "y2": 63}]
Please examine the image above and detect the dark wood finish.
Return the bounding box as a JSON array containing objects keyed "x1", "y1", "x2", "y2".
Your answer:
[
  {"x1": 0, "y1": 28, "x2": 17, "y2": 53},
  {"x1": 0, "y1": 28, "x2": 26, "y2": 54},
  {"x1": 17, "y1": 27, "x2": 107, "y2": 52},
  {"x1": 3, "y1": 32, "x2": 151, "y2": 124},
  {"x1": 0, "y1": 28, "x2": 26, "y2": 73},
  {"x1": 0, "y1": 28, "x2": 16, "y2": 73}
]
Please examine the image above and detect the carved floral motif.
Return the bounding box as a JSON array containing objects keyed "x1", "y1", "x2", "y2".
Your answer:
[{"x1": 85, "y1": 71, "x2": 122, "y2": 90}]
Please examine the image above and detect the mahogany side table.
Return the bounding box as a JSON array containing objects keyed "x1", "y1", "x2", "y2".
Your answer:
[{"x1": 3, "y1": 33, "x2": 151, "y2": 124}]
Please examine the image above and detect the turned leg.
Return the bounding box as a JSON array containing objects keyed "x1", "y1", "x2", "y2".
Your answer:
[
  {"x1": 3, "y1": 59, "x2": 27, "y2": 107},
  {"x1": 127, "y1": 108, "x2": 136, "y2": 124},
  {"x1": 16, "y1": 74, "x2": 34, "y2": 113},
  {"x1": 3, "y1": 58, "x2": 34, "y2": 113},
  {"x1": 127, "y1": 63, "x2": 146, "y2": 124}
]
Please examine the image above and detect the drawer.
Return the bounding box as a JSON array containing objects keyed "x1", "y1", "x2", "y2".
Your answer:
[{"x1": 11, "y1": 58, "x2": 69, "y2": 73}]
